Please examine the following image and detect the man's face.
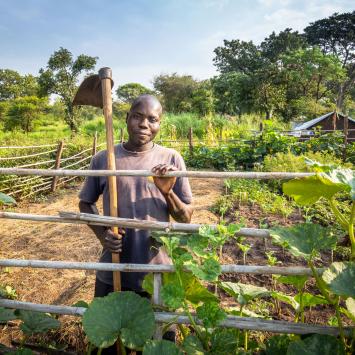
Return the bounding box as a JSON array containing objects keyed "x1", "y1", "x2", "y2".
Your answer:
[{"x1": 126, "y1": 100, "x2": 161, "y2": 146}]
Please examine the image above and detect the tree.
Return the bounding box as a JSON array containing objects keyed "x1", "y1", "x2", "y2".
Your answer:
[
  {"x1": 260, "y1": 28, "x2": 306, "y2": 61},
  {"x1": 116, "y1": 83, "x2": 153, "y2": 103},
  {"x1": 4, "y1": 96, "x2": 47, "y2": 133},
  {"x1": 304, "y1": 11, "x2": 355, "y2": 111},
  {"x1": 0, "y1": 69, "x2": 38, "y2": 101},
  {"x1": 153, "y1": 73, "x2": 199, "y2": 113},
  {"x1": 38, "y1": 47, "x2": 97, "y2": 132},
  {"x1": 191, "y1": 80, "x2": 214, "y2": 116}
]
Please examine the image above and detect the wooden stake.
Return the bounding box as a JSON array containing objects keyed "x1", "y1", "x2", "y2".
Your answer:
[
  {"x1": 188, "y1": 127, "x2": 193, "y2": 155},
  {"x1": 51, "y1": 141, "x2": 64, "y2": 192},
  {"x1": 99, "y1": 68, "x2": 121, "y2": 292},
  {"x1": 92, "y1": 131, "x2": 97, "y2": 156},
  {"x1": 120, "y1": 128, "x2": 124, "y2": 143}
]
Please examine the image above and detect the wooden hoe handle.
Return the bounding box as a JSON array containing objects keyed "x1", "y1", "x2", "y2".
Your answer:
[{"x1": 99, "y1": 67, "x2": 121, "y2": 292}]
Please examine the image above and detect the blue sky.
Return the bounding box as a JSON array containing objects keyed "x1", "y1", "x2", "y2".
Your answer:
[{"x1": 0, "y1": 0, "x2": 353, "y2": 88}]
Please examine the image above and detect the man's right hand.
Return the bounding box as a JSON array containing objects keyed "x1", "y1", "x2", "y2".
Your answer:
[{"x1": 104, "y1": 229, "x2": 124, "y2": 254}]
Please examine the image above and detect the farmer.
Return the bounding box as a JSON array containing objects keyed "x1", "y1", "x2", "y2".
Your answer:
[{"x1": 78, "y1": 94, "x2": 193, "y2": 321}]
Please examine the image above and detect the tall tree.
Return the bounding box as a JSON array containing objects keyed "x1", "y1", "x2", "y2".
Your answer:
[
  {"x1": 4, "y1": 96, "x2": 47, "y2": 133},
  {"x1": 116, "y1": 83, "x2": 153, "y2": 103},
  {"x1": 38, "y1": 47, "x2": 97, "y2": 132},
  {"x1": 153, "y1": 73, "x2": 199, "y2": 112},
  {"x1": 304, "y1": 11, "x2": 355, "y2": 111},
  {"x1": 0, "y1": 69, "x2": 38, "y2": 101}
]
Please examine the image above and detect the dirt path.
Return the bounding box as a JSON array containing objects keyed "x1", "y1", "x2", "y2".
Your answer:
[{"x1": 0, "y1": 178, "x2": 223, "y2": 343}]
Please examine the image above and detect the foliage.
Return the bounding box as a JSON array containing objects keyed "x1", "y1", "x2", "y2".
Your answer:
[
  {"x1": 116, "y1": 83, "x2": 154, "y2": 104},
  {"x1": 0, "y1": 192, "x2": 16, "y2": 206},
  {"x1": 3, "y1": 96, "x2": 48, "y2": 133},
  {"x1": 0, "y1": 69, "x2": 38, "y2": 101},
  {"x1": 38, "y1": 47, "x2": 97, "y2": 132},
  {"x1": 82, "y1": 291, "x2": 155, "y2": 349}
]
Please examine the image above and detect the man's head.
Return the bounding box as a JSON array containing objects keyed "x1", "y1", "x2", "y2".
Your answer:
[{"x1": 126, "y1": 95, "x2": 162, "y2": 147}]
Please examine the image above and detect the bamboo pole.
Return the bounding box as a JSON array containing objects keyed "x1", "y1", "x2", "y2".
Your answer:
[
  {"x1": 120, "y1": 128, "x2": 124, "y2": 143},
  {"x1": 0, "y1": 211, "x2": 270, "y2": 238},
  {"x1": 51, "y1": 141, "x2": 64, "y2": 192},
  {"x1": 188, "y1": 127, "x2": 193, "y2": 155},
  {"x1": 0, "y1": 259, "x2": 316, "y2": 275},
  {"x1": 343, "y1": 116, "x2": 348, "y2": 161},
  {"x1": 0, "y1": 300, "x2": 351, "y2": 336},
  {"x1": 0, "y1": 168, "x2": 315, "y2": 179}
]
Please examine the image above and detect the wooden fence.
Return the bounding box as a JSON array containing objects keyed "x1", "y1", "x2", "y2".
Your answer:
[{"x1": 0, "y1": 168, "x2": 353, "y2": 340}]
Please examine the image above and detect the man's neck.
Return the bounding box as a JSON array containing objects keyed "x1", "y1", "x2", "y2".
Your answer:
[{"x1": 123, "y1": 140, "x2": 154, "y2": 152}]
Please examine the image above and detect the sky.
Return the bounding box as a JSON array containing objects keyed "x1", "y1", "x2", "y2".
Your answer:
[{"x1": 0, "y1": 0, "x2": 353, "y2": 88}]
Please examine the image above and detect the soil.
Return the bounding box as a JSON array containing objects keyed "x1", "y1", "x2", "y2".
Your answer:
[{"x1": 0, "y1": 177, "x2": 350, "y2": 352}]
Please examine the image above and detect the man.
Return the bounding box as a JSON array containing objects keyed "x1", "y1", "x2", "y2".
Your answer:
[{"x1": 78, "y1": 94, "x2": 193, "y2": 298}]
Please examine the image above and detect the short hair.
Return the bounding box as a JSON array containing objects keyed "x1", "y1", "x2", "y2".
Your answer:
[{"x1": 130, "y1": 95, "x2": 162, "y2": 115}]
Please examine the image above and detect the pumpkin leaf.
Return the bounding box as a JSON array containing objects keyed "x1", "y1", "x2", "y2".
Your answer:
[
  {"x1": 0, "y1": 192, "x2": 16, "y2": 206},
  {"x1": 82, "y1": 291, "x2": 155, "y2": 349},
  {"x1": 0, "y1": 307, "x2": 17, "y2": 323},
  {"x1": 220, "y1": 282, "x2": 269, "y2": 306},
  {"x1": 16, "y1": 310, "x2": 60, "y2": 336},
  {"x1": 294, "y1": 293, "x2": 328, "y2": 308},
  {"x1": 286, "y1": 334, "x2": 345, "y2": 355},
  {"x1": 196, "y1": 302, "x2": 226, "y2": 328},
  {"x1": 186, "y1": 257, "x2": 221, "y2": 282},
  {"x1": 276, "y1": 275, "x2": 309, "y2": 290},
  {"x1": 322, "y1": 262, "x2": 355, "y2": 298},
  {"x1": 161, "y1": 283, "x2": 185, "y2": 310},
  {"x1": 182, "y1": 335, "x2": 204, "y2": 355},
  {"x1": 270, "y1": 223, "x2": 337, "y2": 259},
  {"x1": 143, "y1": 340, "x2": 182, "y2": 355}
]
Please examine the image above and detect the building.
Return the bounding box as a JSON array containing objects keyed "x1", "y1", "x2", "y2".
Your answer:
[{"x1": 292, "y1": 112, "x2": 355, "y2": 139}]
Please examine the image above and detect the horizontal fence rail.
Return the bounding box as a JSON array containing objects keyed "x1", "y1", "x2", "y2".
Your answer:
[
  {"x1": 0, "y1": 299, "x2": 351, "y2": 336},
  {"x1": 0, "y1": 259, "x2": 316, "y2": 276},
  {"x1": 0, "y1": 211, "x2": 270, "y2": 238},
  {"x1": 0, "y1": 168, "x2": 314, "y2": 179}
]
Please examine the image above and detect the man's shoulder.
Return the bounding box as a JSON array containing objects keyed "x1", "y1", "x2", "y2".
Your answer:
[{"x1": 154, "y1": 144, "x2": 182, "y2": 159}]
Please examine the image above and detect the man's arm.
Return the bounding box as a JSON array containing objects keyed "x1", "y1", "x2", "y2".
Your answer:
[
  {"x1": 79, "y1": 200, "x2": 123, "y2": 253},
  {"x1": 152, "y1": 164, "x2": 193, "y2": 223}
]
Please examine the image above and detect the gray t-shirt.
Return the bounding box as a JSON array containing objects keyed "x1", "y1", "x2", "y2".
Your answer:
[{"x1": 79, "y1": 143, "x2": 192, "y2": 290}]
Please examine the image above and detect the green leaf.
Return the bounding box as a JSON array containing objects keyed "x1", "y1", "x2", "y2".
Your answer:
[
  {"x1": 295, "y1": 293, "x2": 328, "y2": 308},
  {"x1": 322, "y1": 262, "x2": 355, "y2": 298},
  {"x1": 8, "y1": 349, "x2": 34, "y2": 355},
  {"x1": 82, "y1": 291, "x2": 155, "y2": 349},
  {"x1": 182, "y1": 335, "x2": 204, "y2": 355},
  {"x1": 187, "y1": 257, "x2": 221, "y2": 282},
  {"x1": 276, "y1": 275, "x2": 309, "y2": 290},
  {"x1": 187, "y1": 234, "x2": 209, "y2": 257},
  {"x1": 16, "y1": 310, "x2": 60, "y2": 335},
  {"x1": 266, "y1": 334, "x2": 292, "y2": 355},
  {"x1": 320, "y1": 168, "x2": 355, "y2": 201},
  {"x1": 161, "y1": 283, "x2": 185, "y2": 309},
  {"x1": 286, "y1": 334, "x2": 345, "y2": 355},
  {"x1": 271, "y1": 292, "x2": 299, "y2": 310},
  {"x1": 210, "y1": 328, "x2": 239, "y2": 354},
  {"x1": 182, "y1": 273, "x2": 218, "y2": 305},
  {"x1": 270, "y1": 223, "x2": 337, "y2": 259},
  {"x1": 220, "y1": 282, "x2": 269, "y2": 306},
  {"x1": 0, "y1": 307, "x2": 17, "y2": 323},
  {"x1": 143, "y1": 340, "x2": 182, "y2": 355},
  {"x1": 196, "y1": 302, "x2": 226, "y2": 328},
  {"x1": 199, "y1": 224, "x2": 216, "y2": 238},
  {"x1": 0, "y1": 192, "x2": 16, "y2": 205},
  {"x1": 283, "y1": 175, "x2": 343, "y2": 205},
  {"x1": 345, "y1": 298, "x2": 355, "y2": 320}
]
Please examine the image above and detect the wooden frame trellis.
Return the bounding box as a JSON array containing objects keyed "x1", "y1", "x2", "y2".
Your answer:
[{"x1": 0, "y1": 168, "x2": 354, "y2": 340}]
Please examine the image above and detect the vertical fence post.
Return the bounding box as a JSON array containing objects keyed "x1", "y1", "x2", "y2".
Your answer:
[
  {"x1": 189, "y1": 127, "x2": 193, "y2": 155},
  {"x1": 92, "y1": 131, "x2": 97, "y2": 156},
  {"x1": 332, "y1": 112, "x2": 337, "y2": 131},
  {"x1": 51, "y1": 141, "x2": 64, "y2": 192},
  {"x1": 120, "y1": 128, "x2": 124, "y2": 143},
  {"x1": 343, "y1": 116, "x2": 348, "y2": 161},
  {"x1": 153, "y1": 272, "x2": 163, "y2": 340}
]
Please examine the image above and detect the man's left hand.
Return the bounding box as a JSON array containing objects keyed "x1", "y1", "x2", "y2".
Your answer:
[{"x1": 151, "y1": 164, "x2": 177, "y2": 196}]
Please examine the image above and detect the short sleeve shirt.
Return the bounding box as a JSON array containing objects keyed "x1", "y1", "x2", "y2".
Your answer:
[{"x1": 78, "y1": 143, "x2": 192, "y2": 290}]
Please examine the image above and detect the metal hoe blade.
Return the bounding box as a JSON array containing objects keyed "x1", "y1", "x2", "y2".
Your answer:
[{"x1": 72, "y1": 74, "x2": 114, "y2": 109}]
